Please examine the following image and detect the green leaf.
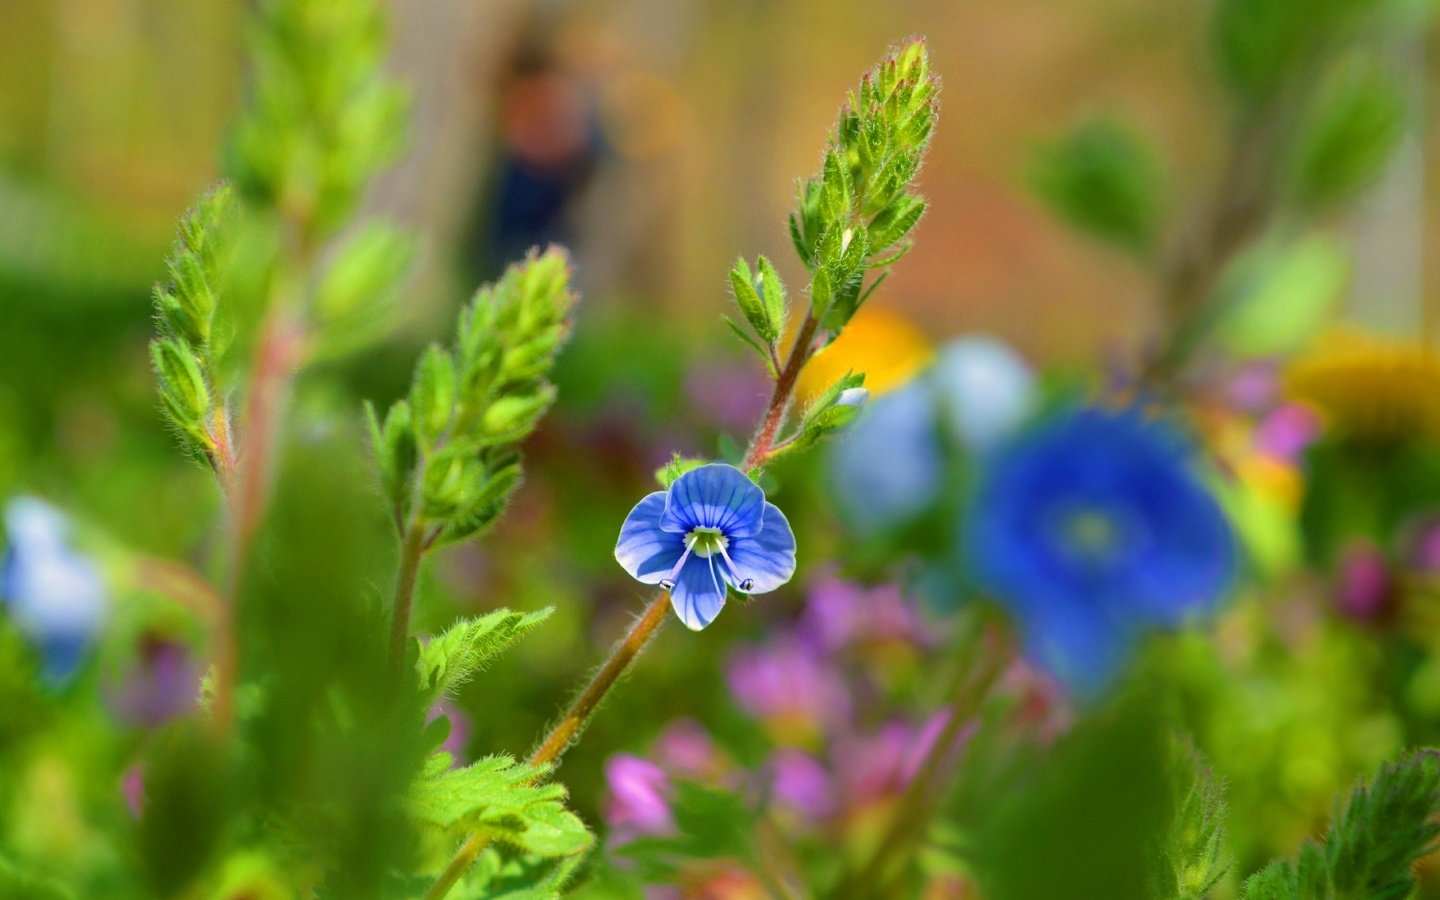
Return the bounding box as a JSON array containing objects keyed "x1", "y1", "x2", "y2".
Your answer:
[
  {"x1": 379, "y1": 247, "x2": 578, "y2": 540},
  {"x1": 723, "y1": 316, "x2": 777, "y2": 375},
  {"x1": 615, "y1": 781, "x2": 762, "y2": 882},
  {"x1": 774, "y1": 371, "x2": 868, "y2": 459},
  {"x1": 1028, "y1": 118, "x2": 1165, "y2": 256},
  {"x1": 417, "y1": 608, "x2": 553, "y2": 704},
  {"x1": 952, "y1": 700, "x2": 1174, "y2": 900},
  {"x1": 728, "y1": 257, "x2": 774, "y2": 344},
  {"x1": 755, "y1": 255, "x2": 787, "y2": 339},
  {"x1": 1284, "y1": 62, "x2": 1408, "y2": 212},
  {"x1": 408, "y1": 755, "x2": 593, "y2": 858},
  {"x1": 1212, "y1": 234, "x2": 1350, "y2": 358},
  {"x1": 1211, "y1": 0, "x2": 1386, "y2": 103},
  {"x1": 412, "y1": 345, "x2": 458, "y2": 442},
  {"x1": 312, "y1": 220, "x2": 413, "y2": 359},
  {"x1": 1242, "y1": 749, "x2": 1440, "y2": 900}
]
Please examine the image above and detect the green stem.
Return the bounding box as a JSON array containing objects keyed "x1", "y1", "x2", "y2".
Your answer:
[
  {"x1": 388, "y1": 520, "x2": 429, "y2": 667},
  {"x1": 425, "y1": 311, "x2": 822, "y2": 900}
]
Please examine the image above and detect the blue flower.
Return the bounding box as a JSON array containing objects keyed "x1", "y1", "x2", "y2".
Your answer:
[
  {"x1": 1, "y1": 497, "x2": 109, "y2": 682},
  {"x1": 615, "y1": 463, "x2": 796, "y2": 630},
  {"x1": 966, "y1": 407, "x2": 1235, "y2": 695},
  {"x1": 830, "y1": 335, "x2": 1037, "y2": 537},
  {"x1": 931, "y1": 336, "x2": 1036, "y2": 452}
]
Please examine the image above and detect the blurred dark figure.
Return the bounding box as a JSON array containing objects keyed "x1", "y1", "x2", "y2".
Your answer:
[{"x1": 468, "y1": 34, "x2": 603, "y2": 280}]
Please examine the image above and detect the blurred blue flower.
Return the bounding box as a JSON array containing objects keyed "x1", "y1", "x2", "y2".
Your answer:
[
  {"x1": 966, "y1": 407, "x2": 1235, "y2": 695},
  {"x1": 1, "y1": 497, "x2": 108, "y2": 682},
  {"x1": 830, "y1": 380, "x2": 941, "y2": 537},
  {"x1": 830, "y1": 335, "x2": 1036, "y2": 537},
  {"x1": 615, "y1": 463, "x2": 795, "y2": 630},
  {"x1": 932, "y1": 336, "x2": 1037, "y2": 452}
]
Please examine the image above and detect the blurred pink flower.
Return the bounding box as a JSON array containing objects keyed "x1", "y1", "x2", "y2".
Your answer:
[
  {"x1": 800, "y1": 571, "x2": 923, "y2": 654},
  {"x1": 1336, "y1": 542, "x2": 1396, "y2": 622},
  {"x1": 1253, "y1": 404, "x2": 1320, "y2": 464},
  {"x1": 605, "y1": 754, "x2": 674, "y2": 842},
  {"x1": 654, "y1": 718, "x2": 720, "y2": 780},
  {"x1": 726, "y1": 636, "x2": 850, "y2": 736},
  {"x1": 770, "y1": 749, "x2": 836, "y2": 821},
  {"x1": 104, "y1": 638, "x2": 199, "y2": 728}
]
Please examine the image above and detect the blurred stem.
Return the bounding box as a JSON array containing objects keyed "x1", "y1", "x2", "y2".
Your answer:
[
  {"x1": 1143, "y1": 103, "x2": 1290, "y2": 387},
  {"x1": 210, "y1": 225, "x2": 315, "y2": 735},
  {"x1": 131, "y1": 556, "x2": 224, "y2": 624},
  {"x1": 388, "y1": 520, "x2": 429, "y2": 667},
  {"x1": 842, "y1": 628, "x2": 1006, "y2": 900},
  {"x1": 427, "y1": 306, "x2": 824, "y2": 899}
]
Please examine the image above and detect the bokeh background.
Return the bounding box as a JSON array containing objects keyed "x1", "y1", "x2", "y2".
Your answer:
[{"x1": 3, "y1": 0, "x2": 1440, "y2": 895}]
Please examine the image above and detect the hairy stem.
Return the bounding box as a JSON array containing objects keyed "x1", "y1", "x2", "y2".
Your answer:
[
  {"x1": 426, "y1": 309, "x2": 822, "y2": 899},
  {"x1": 746, "y1": 312, "x2": 820, "y2": 467}
]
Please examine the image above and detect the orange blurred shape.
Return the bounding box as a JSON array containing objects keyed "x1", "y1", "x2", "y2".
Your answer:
[{"x1": 794, "y1": 306, "x2": 933, "y2": 405}]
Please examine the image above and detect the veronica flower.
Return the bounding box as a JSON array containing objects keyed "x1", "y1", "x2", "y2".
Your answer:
[
  {"x1": 615, "y1": 463, "x2": 796, "y2": 630},
  {"x1": 1, "y1": 497, "x2": 108, "y2": 682},
  {"x1": 966, "y1": 407, "x2": 1235, "y2": 695}
]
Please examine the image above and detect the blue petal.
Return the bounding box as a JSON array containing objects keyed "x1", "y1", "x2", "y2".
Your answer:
[
  {"x1": 661, "y1": 464, "x2": 764, "y2": 538},
  {"x1": 1019, "y1": 600, "x2": 1133, "y2": 699},
  {"x1": 670, "y1": 554, "x2": 727, "y2": 630},
  {"x1": 615, "y1": 492, "x2": 685, "y2": 584},
  {"x1": 724, "y1": 502, "x2": 796, "y2": 594},
  {"x1": 828, "y1": 381, "x2": 943, "y2": 537}
]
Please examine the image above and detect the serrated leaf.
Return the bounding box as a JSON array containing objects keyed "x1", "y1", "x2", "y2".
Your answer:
[
  {"x1": 1241, "y1": 749, "x2": 1440, "y2": 900},
  {"x1": 409, "y1": 755, "x2": 593, "y2": 858},
  {"x1": 614, "y1": 781, "x2": 762, "y2": 882},
  {"x1": 417, "y1": 608, "x2": 553, "y2": 703}
]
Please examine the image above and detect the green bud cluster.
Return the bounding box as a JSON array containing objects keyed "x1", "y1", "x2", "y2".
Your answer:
[
  {"x1": 789, "y1": 37, "x2": 938, "y2": 336},
  {"x1": 150, "y1": 185, "x2": 237, "y2": 468},
  {"x1": 229, "y1": 0, "x2": 408, "y2": 238},
  {"x1": 368, "y1": 248, "x2": 577, "y2": 546}
]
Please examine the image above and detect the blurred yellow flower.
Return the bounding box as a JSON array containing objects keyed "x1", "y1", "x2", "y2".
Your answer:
[
  {"x1": 1285, "y1": 330, "x2": 1440, "y2": 442},
  {"x1": 794, "y1": 306, "x2": 933, "y2": 405}
]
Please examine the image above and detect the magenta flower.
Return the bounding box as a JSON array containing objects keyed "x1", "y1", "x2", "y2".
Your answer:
[
  {"x1": 726, "y1": 635, "x2": 850, "y2": 732},
  {"x1": 770, "y1": 750, "x2": 836, "y2": 821},
  {"x1": 604, "y1": 754, "x2": 674, "y2": 842},
  {"x1": 799, "y1": 571, "x2": 922, "y2": 654}
]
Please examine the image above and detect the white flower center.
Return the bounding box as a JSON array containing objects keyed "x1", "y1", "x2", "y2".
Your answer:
[{"x1": 685, "y1": 526, "x2": 729, "y2": 558}]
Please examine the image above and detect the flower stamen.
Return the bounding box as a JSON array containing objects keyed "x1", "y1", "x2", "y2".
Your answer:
[
  {"x1": 716, "y1": 545, "x2": 754, "y2": 592},
  {"x1": 659, "y1": 543, "x2": 695, "y2": 591}
]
